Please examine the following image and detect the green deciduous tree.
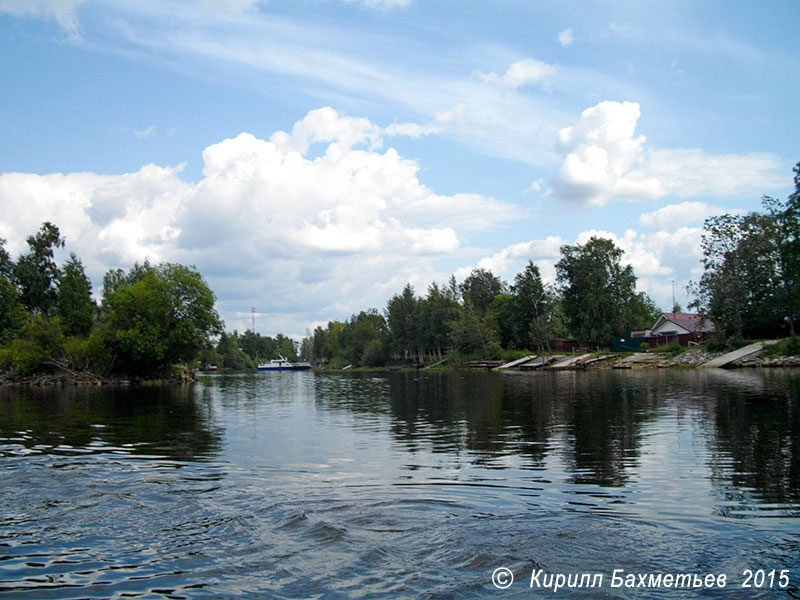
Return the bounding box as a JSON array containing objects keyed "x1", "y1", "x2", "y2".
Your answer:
[
  {"x1": 488, "y1": 293, "x2": 517, "y2": 349},
  {"x1": 2, "y1": 315, "x2": 65, "y2": 376},
  {"x1": 509, "y1": 261, "x2": 561, "y2": 352},
  {"x1": 312, "y1": 325, "x2": 328, "y2": 362},
  {"x1": 447, "y1": 297, "x2": 499, "y2": 357},
  {"x1": 99, "y1": 262, "x2": 223, "y2": 376},
  {"x1": 0, "y1": 238, "x2": 12, "y2": 279},
  {"x1": 310, "y1": 312, "x2": 388, "y2": 366},
  {"x1": 762, "y1": 162, "x2": 800, "y2": 334},
  {"x1": 216, "y1": 331, "x2": 252, "y2": 370},
  {"x1": 326, "y1": 321, "x2": 347, "y2": 363},
  {"x1": 342, "y1": 309, "x2": 388, "y2": 365},
  {"x1": 459, "y1": 268, "x2": 506, "y2": 315},
  {"x1": 692, "y1": 214, "x2": 748, "y2": 339},
  {"x1": 0, "y1": 277, "x2": 23, "y2": 343},
  {"x1": 556, "y1": 237, "x2": 645, "y2": 344},
  {"x1": 691, "y1": 165, "x2": 800, "y2": 339},
  {"x1": 629, "y1": 291, "x2": 662, "y2": 332},
  {"x1": 238, "y1": 329, "x2": 280, "y2": 361},
  {"x1": 277, "y1": 334, "x2": 298, "y2": 361}
]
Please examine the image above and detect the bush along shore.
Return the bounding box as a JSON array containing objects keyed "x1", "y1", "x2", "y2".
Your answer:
[
  {"x1": 6, "y1": 342, "x2": 800, "y2": 385},
  {"x1": 1, "y1": 223, "x2": 223, "y2": 385}
]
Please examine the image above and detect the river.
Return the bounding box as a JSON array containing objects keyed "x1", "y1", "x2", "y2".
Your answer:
[{"x1": 1, "y1": 369, "x2": 799, "y2": 598}]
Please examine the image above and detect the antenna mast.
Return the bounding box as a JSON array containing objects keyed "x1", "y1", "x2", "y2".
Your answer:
[
  {"x1": 672, "y1": 281, "x2": 676, "y2": 313},
  {"x1": 251, "y1": 307, "x2": 256, "y2": 330}
]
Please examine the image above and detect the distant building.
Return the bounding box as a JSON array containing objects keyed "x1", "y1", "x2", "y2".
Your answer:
[
  {"x1": 614, "y1": 313, "x2": 715, "y2": 351},
  {"x1": 639, "y1": 312, "x2": 715, "y2": 347},
  {"x1": 648, "y1": 312, "x2": 715, "y2": 338}
]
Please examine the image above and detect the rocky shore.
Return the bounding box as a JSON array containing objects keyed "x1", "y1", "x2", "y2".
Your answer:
[
  {"x1": 730, "y1": 354, "x2": 800, "y2": 368},
  {"x1": 608, "y1": 347, "x2": 800, "y2": 369}
]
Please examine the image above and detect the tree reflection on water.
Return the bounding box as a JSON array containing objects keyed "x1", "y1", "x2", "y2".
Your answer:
[
  {"x1": 320, "y1": 369, "x2": 800, "y2": 499},
  {"x1": 0, "y1": 384, "x2": 222, "y2": 461}
]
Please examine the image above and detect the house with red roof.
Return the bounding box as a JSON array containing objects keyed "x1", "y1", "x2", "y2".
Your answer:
[{"x1": 634, "y1": 312, "x2": 715, "y2": 347}]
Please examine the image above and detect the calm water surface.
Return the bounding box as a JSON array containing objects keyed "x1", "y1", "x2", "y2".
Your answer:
[{"x1": 1, "y1": 369, "x2": 799, "y2": 598}]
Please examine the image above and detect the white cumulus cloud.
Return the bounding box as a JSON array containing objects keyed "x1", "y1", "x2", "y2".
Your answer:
[
  {"x1": 0, "y1": 108, "x2": 514, "y2": 335},
  {"x1": 549, "y1": 101, "x2": 663, "y2": 207},
  {"x1": 548, "y1": 100, "x2": 784, "y2": 207}
]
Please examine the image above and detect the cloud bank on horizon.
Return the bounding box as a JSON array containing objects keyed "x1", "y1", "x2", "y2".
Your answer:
[{"x1": 0, "y1": 0, "x2": 797, "y2": 335}]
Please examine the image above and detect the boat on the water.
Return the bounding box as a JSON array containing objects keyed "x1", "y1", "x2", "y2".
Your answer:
[{"x1": 256, "y1": 355, "x2": 312, "y2": 371}]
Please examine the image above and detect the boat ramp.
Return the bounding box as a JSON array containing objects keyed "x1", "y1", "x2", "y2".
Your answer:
[
  {"x1": 700, "y1": 340, "x2": 779, "y2": 368},
  {"x1": 491, "y1": 353, "x2": 615, "y2": 371}
]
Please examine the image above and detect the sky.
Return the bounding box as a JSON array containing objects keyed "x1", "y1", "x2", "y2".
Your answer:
[{"x1": 0, "y1": 0, "x2": 797, "y2": 337}]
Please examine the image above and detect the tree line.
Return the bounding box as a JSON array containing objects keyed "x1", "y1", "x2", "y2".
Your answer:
[
  {"x1": 310, "y1": 238, "x2": 661, "y2": 367},
  {"x1": 3, "y1": 163, "x2": 794, "y2": 376},
  {"x1": 310, "y1": 162, "x2": 800, "y2": 367},
  {"x1": 200, "y1": 329, "x2": 304, "y2": 370},
  {"x1": 0, "y1": 224, "x2": 310, "y2": 377},
  {"x1": 0, "y1": 223, "x2": 222, "y2": 378},
  {"x1": 0, "y1": 220, "x2": 661, "y2": 376}
]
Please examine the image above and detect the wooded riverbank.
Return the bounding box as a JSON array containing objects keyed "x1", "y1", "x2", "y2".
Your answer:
[
  {"x1": 8, "y1": 342, "x2": 800, "y2": 385},
  {"x1": 312, "y1": 346, "x2": 800, "y2": 373}
]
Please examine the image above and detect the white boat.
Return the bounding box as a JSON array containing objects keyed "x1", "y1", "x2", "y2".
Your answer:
[{"x1": 256, "y1": 355, "x2": 312, "y2": 371}]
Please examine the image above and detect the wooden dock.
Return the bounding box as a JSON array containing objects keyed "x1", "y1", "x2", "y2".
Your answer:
[
  {"x1": 466, "y1": 360, "x2": 505, "y2": 370},
  {"x1": 474, "y1": 353, "x2": 616, "y2": 372},
  {"x1": 492, "y1": 355, "x2": 537, "y2": 370},
  {"x1": 520, "y1": 356, "x2": 558, "y2": 370},
  {"x1": 548, "y1": 353, "x2": 594, "y2": 370}
]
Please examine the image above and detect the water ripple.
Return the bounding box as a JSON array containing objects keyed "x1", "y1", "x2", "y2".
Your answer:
[{"x1": 1, "y1": 371, "x2": 799, "y2": 597}]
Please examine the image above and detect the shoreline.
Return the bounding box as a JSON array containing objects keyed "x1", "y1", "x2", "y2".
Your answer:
[
  {"x1": 6, "y1": 347, "x2": 800, "y2": 385},
  {"x1": 0, "y1": 371, "x2": 196, "y2": 387},
  {"x1": 316, "y1": 346, "x2": 800, "y2": 373}
]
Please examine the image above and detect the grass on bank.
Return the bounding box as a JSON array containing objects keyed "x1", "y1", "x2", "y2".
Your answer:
[{"x1": 761, "y1": 336, "x2": 800, "y2": 357}]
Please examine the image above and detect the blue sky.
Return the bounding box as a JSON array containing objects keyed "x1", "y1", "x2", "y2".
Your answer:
[{"x1": 1, "y1": 0, "x2": 797, "y2": 336}]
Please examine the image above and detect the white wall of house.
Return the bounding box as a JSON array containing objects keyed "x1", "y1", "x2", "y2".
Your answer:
[{"x1": 650, "y1": 317, "x2": 690, "y2": 336}]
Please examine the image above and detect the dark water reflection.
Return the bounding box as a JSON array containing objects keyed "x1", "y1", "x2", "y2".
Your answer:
[
  {"x1": 1, "y1": 370, "x2": 799, "y2": 598},
  {"x1": 0, "y1": 384, "x2": 222, "y2": 461}
]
